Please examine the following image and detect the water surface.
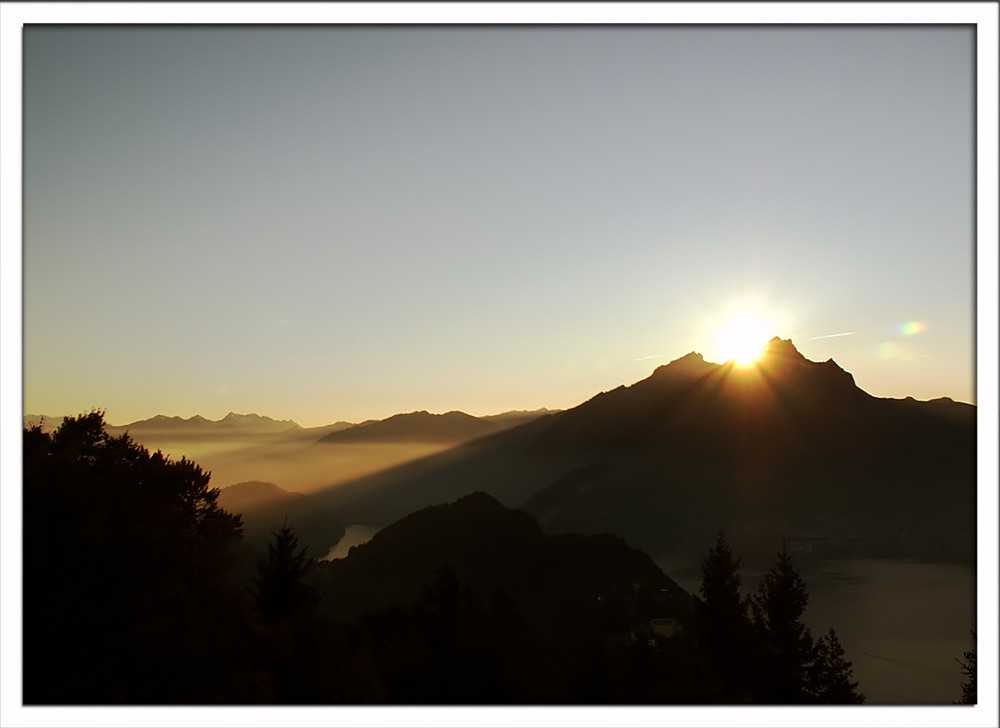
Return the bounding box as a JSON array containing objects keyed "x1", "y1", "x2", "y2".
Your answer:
[
  {"x1": 322, "y1": 524, "x2": 380, "y2": 561},
  {"x1": 657, "y1": 555, "x2": 975, "y2": 704}
]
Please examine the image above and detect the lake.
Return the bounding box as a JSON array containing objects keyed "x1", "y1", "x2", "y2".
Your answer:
[
  {"x1": 657, "y1": 555, "x2": 976, "y2": 705},
  {"x1": 320, "y1": 528, "x2": 975, "y2": 704},
  {"x1": 321, "y1": 524, "x2": 381, "y2": 561}
]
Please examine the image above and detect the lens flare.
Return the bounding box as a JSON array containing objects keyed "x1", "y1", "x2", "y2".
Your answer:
[
  {"x1": 900, "y1": 321, "x2": 927, "y2": 336},
  {"x1": 714, "y1": 314, "x2": 772, "y2": 366},
  {"x1": 877, "y1": 341, "x2": 901, "y2": 360}
]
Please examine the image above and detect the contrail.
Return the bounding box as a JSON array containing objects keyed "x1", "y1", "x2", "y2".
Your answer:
[
  {"x1": 809, "y1": 332, "x2": 856, "y2": 340},
  {"x1": 633, "y1": 353, "x2": 666, "y2": 362}
]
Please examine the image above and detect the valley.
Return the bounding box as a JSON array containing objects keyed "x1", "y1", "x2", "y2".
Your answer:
[{"x1": 24, "y1": 338, "x2": 978, "y2": 705}]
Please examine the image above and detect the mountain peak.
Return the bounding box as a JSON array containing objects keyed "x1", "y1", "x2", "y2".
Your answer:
[
  {"x1": 749, "y1": 336, "x2": 810, "y2": 376},
  {"x1": 676, "y1": 350, "x2": 707, "y2": 364},
  {"x1": 652, "y1": 350, "x2": 714, "y2": 379},
  {"x1": 759, "y1": 336, "x2": 806, "y2": 361},
  {"x1": 749, "y1": 336, "x2": 863, "y2": 399},
  {"x1": 219, "y1": 412, "x2": 300, "y2": 429},
  {"x1": 222, "y1": 411, "x2": 258, "y2": 422}
]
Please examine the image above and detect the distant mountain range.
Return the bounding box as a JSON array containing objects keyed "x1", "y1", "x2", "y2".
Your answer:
[
  {"x1": 317, "y1": 409, "x2": 555, "y2": 445},
  {"x1": 105, "y1": 412, "x2": 306, "y2": 436},
  {"x1": 24, "y1": 412, "x2": 314, "y2": 436},
  {"x1": 25, "y1": 408, "x2": 556, "y2": 443},
  {"x1": 313, "y1": 338, "x2": 975, "y2": 564},
  {"x1": 24, "y1": 339, "x2": 974, "y2": 564}
]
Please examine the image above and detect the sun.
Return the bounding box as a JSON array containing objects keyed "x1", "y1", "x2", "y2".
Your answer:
[{"x1": 714, "y1": 313, "x2": 772, "y2": 367}]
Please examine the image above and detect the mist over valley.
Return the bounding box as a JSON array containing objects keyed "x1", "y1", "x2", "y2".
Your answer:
[
  {"x1": 15, "y1": 18, "x2": 985, "y2": 718},
  {"x1": 23, "y1": 338, "x2": 977, "y2": 705}
]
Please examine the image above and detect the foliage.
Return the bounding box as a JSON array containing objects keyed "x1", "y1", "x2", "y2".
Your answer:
[
  {"x1": 247, "y1": 522, "x2": 340, "y2": 702},
  {"x1": 23, "y1": 411, "x2": 243, "y2": 568},
  {"x1": 696, "y1": 531, "x2": 757, "y2": 700},
  {"x1": 697, "y1": 535, "x2": 865, "y2": 704},
  {"x1": 699, "y1": 532, "x2": 747, "y2": 621},
  {"x1": 955, "y1": 632, "x2": 976, "y2": 704},
  {"x1": 22, "y1": 419, "x2": 872, "y2": 706},
  {"x1": 809, "y1": 627, "x2": 865, "y2": 703},
  {"x1": 750, "y1": 548, "x2": 816, "y2": 702},
  {"x1": 250, "y1": 520, "x2": 316, "y2": 625},
  {"x1": 346, "y1": 565, "x2": 547, "y2": 703},
  {"x1": 23, "y1": 412, "x2": 254, "y2": 703}
]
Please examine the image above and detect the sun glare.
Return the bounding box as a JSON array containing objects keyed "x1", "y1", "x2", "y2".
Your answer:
[{"x1": 714, "y1": 314, "x2": 772, "y2": 367}]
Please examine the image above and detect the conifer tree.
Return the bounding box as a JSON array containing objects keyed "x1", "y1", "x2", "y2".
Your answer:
[
  {"x1": 809, "y1": 627, "x2": 865, "y2": 703},
  {"x1": 251, "y1": 520, "x2": 315, "y2": 624},
  {"x1": 697, "y1": 532, "x2": 755, "y2": 700},
  {"x1": 22, "y1": 412, "x2": 250, "y2": 703},
  {"x1": 750, "y1": 548, "x2": 815, "y2": 703},
  {"x1": 420, "y1": 563, "x2": 474, "y2": 632},
  {"x1": 699, "y1": 532, "x2": 747, "y2": 623},
  {"x1": 955, "y1": 632, "x2": 976, "y2": 704}
]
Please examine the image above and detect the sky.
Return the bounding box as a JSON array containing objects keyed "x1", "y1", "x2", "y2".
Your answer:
[
  {"x1": 18, "y1": 21, "x2": 980, "y2": 427},
  {"x1": 4, "y1": 9, "x2": 1000, "y2": 728}
]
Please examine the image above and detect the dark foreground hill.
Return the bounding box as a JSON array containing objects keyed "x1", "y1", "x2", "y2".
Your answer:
[
  {"x1": 310, "y1": 492, "x2": 699, "y2": 702},
  {"x1": 315, "y1": 338, "x2": 975, "y2": 565},
  {"x1": 313, "y1": 491, "x2": 691, "y2": 627},
  {"x1": 24, "y1": 412, "x2": 871, "y2": 705}
]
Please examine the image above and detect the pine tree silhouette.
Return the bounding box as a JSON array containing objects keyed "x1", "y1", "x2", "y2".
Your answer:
[
  {"x1": 251, "y1": 520, "x2": 315, "y2": 624},
  {"x1": 22, "y1": 411, "x2": 250, "y2": 703},
  {"x1": 809, "y1": 627, "x2": 865, "y2": 703},
  {"x1": 696, "y1": 532, "x2": 756, "y2": 700},
  {"x1": 751, "y1": 549, "x2": 815, "y2": 703},
  {"x1": 955, "y1": 631, "x2": 976, "y2": 704}
]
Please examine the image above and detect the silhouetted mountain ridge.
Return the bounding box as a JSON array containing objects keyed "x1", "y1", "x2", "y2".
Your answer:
[
  {"x1": 316, "y1": 338, "x2": 974, "y2": 564},
  {"x1": 317, "y1": 408, "x2": 557, "y2": 445},
  {"x1": 318, "y1": 410, "x2": 498, "y2": 445},
  {"x1": 313, "y1": 492, "x2": 693, "y2": 636},
  {"x1": 481, "y1": 408, "x2": 561, "y2": 426},
  {"x1": 102, "y1": 412, "x2": 305, "y2": 436}
]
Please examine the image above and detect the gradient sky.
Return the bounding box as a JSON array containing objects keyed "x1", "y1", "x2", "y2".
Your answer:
[{"x1": 22, "y1": 24, "x2": 977, "y2": 427}]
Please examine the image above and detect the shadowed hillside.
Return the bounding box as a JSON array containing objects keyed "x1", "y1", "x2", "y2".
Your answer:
[
  {"x1": 19, "y1": 414, "x2": 942, "y2": 704},
  {"x1": 311, "y1": 492, "x2": 700, "y2": 702},
  {"x1": 218, "y1": 481, "x2": 345, "y2": 560},
  {"x1": 318, "y1": 410, "x2": 502, "y2": 445},
  {"x1": 316, "y1": 408, "x2": 557, "y2": 445},
  {"x1": 59, "y1": 409, "x2": 556, "y2": 497},
  {"x1": 308, "y1": 493, "x2": 867, "y2": 704},
  {"x1": 314, "y1": 338, "x2": 975, "y2": 565},
  {"x1": 314, "y1": 491, "x2": 691, "y2": 626}
]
